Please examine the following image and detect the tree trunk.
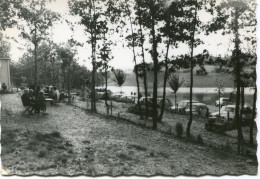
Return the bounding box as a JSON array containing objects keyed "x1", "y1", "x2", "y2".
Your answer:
[
  {"x1": 137, "y1": 3, "x2": 148, "y2": 119},
  {"x1": 51, "y1": 59, "x2": 55, "y2": 86},
  {"x1": 68, "y1": 65, "x2": 71, "y2": 104},
  {"x1": 105, "y1": 65, "x2": 109, "y2": 115},
  {"x1": 239, "y1": 86, "x2": 244, "y2": 141},
  {"x1": 175, "y1": 92, "x2": 177, "y2": 113},
  {"x1": 234, "y1": 8, "x2": 242, "y2": 154},
  {"x1": 90, "y1": 0, "x2": 97, "y2": 112},
  {"x1": 186, "y1": 1, "x2": 197, "y2": 136},
  {"x1": 34, "y1": 25, "x2": 38, "y2": 84},
  {"x1": 218, "y1": 90, "x2": 221, "y2": 118},
  {"x1": 158, "y1": 37, "x2": 171, "y2": 122},
  {"x1": 150, "y1": 1, "x2": 158, "y2": 129},
  {"x1": 250, "y1": 86, "x2": 256, "y2": 146},
  {"x1": 125, "y1": 0, "x2": 143, "y2": 119}
]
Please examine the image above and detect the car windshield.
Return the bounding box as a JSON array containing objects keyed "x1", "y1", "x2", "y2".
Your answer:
[{"x1": 223, "y1": 99, "x2": 229, "y2": 102}]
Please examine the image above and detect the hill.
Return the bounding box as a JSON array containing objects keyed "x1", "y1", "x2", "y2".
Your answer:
[{"x1": 108, "y1": 65, "x2": 235, "y2": 88}]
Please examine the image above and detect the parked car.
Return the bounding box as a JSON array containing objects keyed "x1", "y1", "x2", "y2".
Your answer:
[
  {"x1": 185, "y1": 103, "x2": 208, "y2": 117},
  {"x1": 139, "y1": 97, "x2": 172, "y2": 110},
  {"x1": 128, "y1": 104, "x2": 154, "y2": 117},
  {"x1": 205, "y1": 105, "x2": 253, "y2": 133},
  {"x1": 215, "y1": 97, "x2": 229, "y2": 107},
  {"x1": 120, "y1": 95, "x2": 136, "y2": 103},
  {"x1": 209, "y1": 105, "x2": 236, "y2": 120},
  {"x1": 170, "y1": 100, "x2": 199, "y2": 113}
]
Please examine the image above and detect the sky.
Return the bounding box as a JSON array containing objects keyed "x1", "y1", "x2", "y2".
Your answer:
[{"x1": 4, "y1": 0, "x2": 256, "y2": 71}]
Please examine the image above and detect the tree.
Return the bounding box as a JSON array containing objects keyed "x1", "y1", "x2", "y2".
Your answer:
[
  {"x1": 0, "y1": 0, "x2": 24, "y2": 30},
  {"x1": 17, "y1": 0, "x2": 59, "y2": 84},
  {"x1": 0, "y1": 32, "x2": 11, "y2": 58},
  {"x1": 135, "y1": 0, "x2": 149, "y2": 119},
  {"x1": 112, "y1": 69, "x2": 127, "y2": 88},
  {"x1": 57, "y1": 44, "x2": 76, "y2": 104},
  {"x1": 136, "y1": 0, "x2": 165, "y2": 129},
  {"x1": 168, "y1": 74, "x2": 185, "y2": 113},
  {"x1": 185, "y1": 0, "x2": 199, "y2": 136},
  {"x1": 68, "y1": 0, "x2": 121, "y2": 112},
  {"x1": 97, "y1": 35, "x2": 113, "y2": 115},
  {"x1": 124, "y1": 0, "x2": 143, "y2": 119},
  {"x1": 157, "y1": 0, "x2": 190, "y2": 122},
  {"x1": 215, "y1": 78, "x2": 224, "y2": 119},
  {"x1": 212, "y1": 0, "x2": 257, "y2": 153}
]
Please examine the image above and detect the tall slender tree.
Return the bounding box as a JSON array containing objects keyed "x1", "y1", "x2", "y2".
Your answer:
[
  {"x1": 18, "y1": 0, "x2": 59, "y2": 84},
  {"x1": 211, "y1": 0, "x2": 257, "y2": 153}
]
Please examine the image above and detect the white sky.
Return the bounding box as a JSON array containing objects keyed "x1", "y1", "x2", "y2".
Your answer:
[{"x1": 3, "y1": 0, "x2": 255, "y2": 70}]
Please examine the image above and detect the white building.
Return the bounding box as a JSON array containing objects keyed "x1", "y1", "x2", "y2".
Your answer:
[{"x1": 0, "y1": 58, "x2": 11, "y2": 90}]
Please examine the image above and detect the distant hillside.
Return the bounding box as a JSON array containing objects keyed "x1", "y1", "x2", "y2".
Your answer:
[{"x1": 108, "y1": 65, "x2": 235, "y2": 88}]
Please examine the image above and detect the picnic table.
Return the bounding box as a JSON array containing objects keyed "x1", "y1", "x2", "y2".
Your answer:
[
  {"x1": 44, "y1": 93, "x2": 50, "y2": 98},
  {"x1": 70, "y1": 93, "x2": 78, "y2": 100},
  {"x1": 45, "y1": 98, "x2": 54, "y2": 106}
]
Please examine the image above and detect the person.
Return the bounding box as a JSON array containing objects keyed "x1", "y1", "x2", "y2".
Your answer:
[
  {"x1": 35, "y1": 84, "x2": 41, "y2": 97},
  {"x1": 53, "y1": 87, "x2": 60, "y2": 103},
  {"x1": 36, "y1": 91, "x2": 46, "y2": 113},
  {"x1": 21, "y1": 89, "x2": 36, "y2": 114},
  {"x1": 28, "y1": 89, "x2": 35, "y2": 99},
  {"x1": 2, "y1": 83, "x2": 7, "y2": 92}
]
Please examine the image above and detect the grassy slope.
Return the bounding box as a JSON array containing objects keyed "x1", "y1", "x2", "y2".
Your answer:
[{"x1": 108, "y1": 65, "x2": 235, "y2": 88}]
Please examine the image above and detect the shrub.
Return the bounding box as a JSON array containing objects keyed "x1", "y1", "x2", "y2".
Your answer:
[
  {"x1": 50, "y1": 131, "x2": 61, "y2": 138},
  {"x1": 38, "y1": 150, "x2": 46, "y2": 158},
  {"x1": 175, "y1": 122, "x2": 183, "y2": 137},
  {"x1": 197, "y1": 134, "x2": 203, "y2": 144}
]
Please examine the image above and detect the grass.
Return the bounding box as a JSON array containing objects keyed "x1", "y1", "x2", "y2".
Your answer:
[{"x1": 108, "y1": 65, "x2": 235, "y2": 88}]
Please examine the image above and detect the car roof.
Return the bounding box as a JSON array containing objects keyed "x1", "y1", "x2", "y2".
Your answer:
[
  {"x1": 188, "y1": 103, "x2": 207, "y2": 106},
  {"x1": 179, "y1": 100, "x2": 199, "y2": 103},
  {"x1": 225, "y1": 105, "x2": 236, "y2": 108}
]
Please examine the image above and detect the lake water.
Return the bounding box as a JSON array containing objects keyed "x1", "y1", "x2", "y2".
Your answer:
[{"x1": 97, "y1": 86, "x2": 255, "y2": 106}]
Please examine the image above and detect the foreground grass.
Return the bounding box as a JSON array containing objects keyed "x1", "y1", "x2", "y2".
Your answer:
[{"x1": 1, "y1": 93, "x2": 257, "y2": 176}]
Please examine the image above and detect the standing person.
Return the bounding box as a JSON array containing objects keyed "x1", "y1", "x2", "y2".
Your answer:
[
  {"x1": 35, "y1": 84, "x2": 41, "y2": 97},
  {"x1": 53, "y1": 87, "x2": 60, "y2": 104}
]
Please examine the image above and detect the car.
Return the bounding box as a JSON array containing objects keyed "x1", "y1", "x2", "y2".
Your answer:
[
  {"x1": 138, "y1": 97, "x2": 172, "y2": 109},
  {"x1": 210, "y1": 105, "x2": 236, "y2": 120},
  {"x1": 128, "y1": 104, "x2": 154, "y2": 117},
  {"x1": 170, "y1": 100, "x2": 199, "y2": 113},
  {"x1": 185, "y1": 103, "x2": 208, "y2": 117},
  {"x1": 206, "y1": 105, "x2": 253, "y2": 132},
  {"x1": 215, "y1": 97, "x2": 229, "y2": 107},
  {"x1": 120, "y1": 95, "x2": 136, "y2": 103}
]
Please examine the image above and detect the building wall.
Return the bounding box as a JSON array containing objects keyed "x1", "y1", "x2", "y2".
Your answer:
[{"x1": 0, "y1": 58, "x2": 11, "y2": 90}]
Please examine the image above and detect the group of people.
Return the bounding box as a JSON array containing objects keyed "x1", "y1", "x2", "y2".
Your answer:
[
  {"x1": 21, "y1": 89, "x2": 46, "y2": 114},
  {"x1": 44, "y1": 86, "x2": 60, "y2": 104}
]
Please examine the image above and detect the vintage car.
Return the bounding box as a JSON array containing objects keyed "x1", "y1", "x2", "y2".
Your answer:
[
  {"x1": 139, "y1": 97, "x2": 172, "y2": 110},
  {"x1": 170, "y1": 100, "x2": 199, "y2": 113},
  {"x1": 209, "y1": 105, "x2": 236, "y2": 120},
  {"x1": 215, "y1": 97, "x2": 230, "y2": 107},
  {"x1": 184, "y1": 103, "x2": 208, "y2": 117}
]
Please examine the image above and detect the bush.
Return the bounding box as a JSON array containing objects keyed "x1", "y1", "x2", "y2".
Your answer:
[
  {"x1": 175, "y1": 122, "x2": 183, "y2": 137},
  {"x1": 197, "y1": 134, "x2": 203, "y2": 144},
  {"x1": 38, "y1": 150, "x2": 46, "y2": 158}
]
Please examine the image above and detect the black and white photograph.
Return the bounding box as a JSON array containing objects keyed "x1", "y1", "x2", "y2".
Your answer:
[{"x1": 0, "y1": 0, "x2": 258, "y2": 177}]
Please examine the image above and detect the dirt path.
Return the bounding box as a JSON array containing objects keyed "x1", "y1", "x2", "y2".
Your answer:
[{"x1": 0, "y1": 93, "x2": 257, "y2": 176}]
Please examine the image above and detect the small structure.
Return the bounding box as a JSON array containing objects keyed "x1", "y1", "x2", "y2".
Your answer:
[{"x1": 0, "y1": 58, "x2": 11, "y2": 91}]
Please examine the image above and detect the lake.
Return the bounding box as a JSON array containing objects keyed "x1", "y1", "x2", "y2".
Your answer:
[{"x1": 97, "y1": 86, "x2": 255, "y2": 106}]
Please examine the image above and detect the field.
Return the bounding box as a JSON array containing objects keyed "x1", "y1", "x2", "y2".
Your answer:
[
  {"x1": 108, "y1": 65, "x2": 235, "y2": 88},
  {"x1": 1, "y1": 93, "x2": 257, "y2": 176}
]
